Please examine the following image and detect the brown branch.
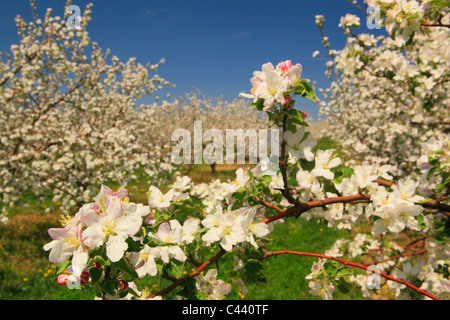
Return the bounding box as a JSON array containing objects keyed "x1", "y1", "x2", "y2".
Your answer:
[
  {"x1": 402, "y1": 238, "x2": 426, "y2": 250},
  {"x1": 280, "y1": 113, "x2": 302, "y2": 208},
  {"x1": 262, "y1": 250, "x2": 439, "y2": 300},
  {"x1": 421, "y1": 22, "x2": 450, "y2": 28},
  {"x1": 365, "y1": 248, "x2": 427, "y2": 266},
  {"x1": 258, "y1": 200, "x2": 284, "y2": 213},
  {"x1": 260, "y1": 193, "x2": 372, "y2": 224},
  {"x1": 260, "y1": 189, "x2": 449, "y2": 225},
  {"x1": 420, "y1": 200, "x2": 450, "y2": 217},
  {"x1": 361, "y1": 66, "x2": 386, "y2": 79}
]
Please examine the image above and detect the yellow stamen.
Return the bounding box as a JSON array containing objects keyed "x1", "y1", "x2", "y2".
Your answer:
[
  {"x1": 102, "y1": 220, "x2": 117, "y2": 236},
  {"x1": 267, "y1": 88, "x2": 277, "y2": 96},
  {"x1": 65, "y1": 237, "x2": 80, "y2": 247},
  {"x1": 59, "y1": 214, "x2": 72, "y2": 227}
]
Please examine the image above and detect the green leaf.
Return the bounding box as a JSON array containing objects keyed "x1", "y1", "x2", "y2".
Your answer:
[
  {"x1": 262, "y1": 175, "x2": 272, "y2": 185},
  {"x1": 100, "y1": 279, "x2": 116, "y2": 296},
  {"x1": 145, "y1": 235, "x2": 166, "y2": 247},
  {"x1": 384, "y1": 239, "x2": 391, "y2": 249},
  {"x1": 286, "y1": 109, "x2": 309, "y2": 127},
  {"x1": 250, "y1": 98, "x2": 265, "y2": 111},
  {"x1": 323, "y1": 261, "x2": 339, "y2": 277},
  {"x1": 435, "y1": 180, "x2": 450, "y2": 193},
  {"x1": 55, "y1": 259, "x2": 71, "y2": 275},
  {"x1": 407, "y1": 12, "x2": 420, "y2": 20},
  {"x1": 405, "y1": 31, "x2": 415, "y2": 46},
  {"x1": 286, "y1": 108, "x2": 302, "y2": 119},
  {"x1": 336, "y1": 268, "x2": 353, "y2": 278},
  {"x1": 232, "y1": 187, "x2": 248, "y2": 200},
  {"x1": 299, "y1": 158, "x2": 316, "y2": 172},
  {"x1": 110, "y1": 257, "x2": 139, "y2": 280},
  {"x1": 166, "y1": 260, "x2": 184, "y2": 279},
  {"x1": 336, "y1": 277, "x2": 352, "y2": 294},
  {"x1": 332, "y1": 165, "x2": 354, "y2": 184},
  {"x1": 416, "y1": 215, "x2": 426, "y2": 230},
  {"x1": 177, "y1": 277, "x2": 199, "y2": 300},
  {"x1": 427, "y1": 166, "x2": 438, "y2": 180},
  {"x1": 99, "y1": 194, "x2": 106, "y2": 214},
  {"x1": 286, "y1": 120, "x2": 297, "y2": 133},
  {"x1": 125, "y1": 237, "x2": 142, "y2": 253},
  {"x1": 89, "y1": 267, "x2": 103, "y2": 282},
  {"x1": 290, "y1": 116, "x2": 309, "y2": 127},
  {"x1": 293, "y1": 79, "x2": 317, "y2": 102},
  {"x1": 272, "y1": 192, "x2": 283, "y2": 203},
  {"x1": 242, "y1": 260, "x2": 266, "y2": 284}
]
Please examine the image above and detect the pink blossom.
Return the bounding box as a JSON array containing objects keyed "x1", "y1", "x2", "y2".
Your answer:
[
  {"x1": 283, "y1": 95, "x2": 292, "y2": 107},
  {"x1": 57, "y1": 274, "x2": 68, "y2": 286},
  {"x1": 279, "y1": 60, "x2": 293, "y2": 74}
]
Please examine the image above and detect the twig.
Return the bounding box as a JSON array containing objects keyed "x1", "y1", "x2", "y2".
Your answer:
[{"x1": 364, "y1": 248, "x2": 427, "y2": 266}]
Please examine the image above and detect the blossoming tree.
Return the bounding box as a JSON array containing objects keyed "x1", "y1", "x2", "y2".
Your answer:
[{"x1": 0, "y1": 0, "x2": 177, "y2": 216}]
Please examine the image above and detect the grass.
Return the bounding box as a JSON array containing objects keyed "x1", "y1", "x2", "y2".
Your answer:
[{"x1": 0, "y1": 155, "x2": 364, "y2": 300}]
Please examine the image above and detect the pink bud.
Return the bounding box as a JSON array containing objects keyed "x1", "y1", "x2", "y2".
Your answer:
[
  {"x1": 279, "y1": 60, "x2": 293, "y2": 73},
  {"x1": 57, "y1": 274, "x2": 68, "y2": 286},
  {"x1": 302, "y1": 112, "x2": 308, "y2": 119},
  {"x1": 283, "y1": 95, "x2": 292, "y2": 107},
  {"x1": 80, "y1": 271, "x2": 90, "y2": 285},
  {"x1": 119, "y1": 280, "x2": 129, "y2": 292}
]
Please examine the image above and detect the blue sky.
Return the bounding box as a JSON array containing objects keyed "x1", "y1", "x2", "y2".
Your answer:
[{"x1": 0, "y1": 0, "x2": 383, "y2": 119}]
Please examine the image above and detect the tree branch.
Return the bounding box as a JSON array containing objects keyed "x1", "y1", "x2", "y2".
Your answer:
[
  {"x1": 421, "y1": 22, "x2": 450, "y2": 28},
  {"x1": 262, "y1": 250, "x2": 439, "y2": 300},
  {"x1": 364, "y1": 248, "x2": 427, "y2": 266}
]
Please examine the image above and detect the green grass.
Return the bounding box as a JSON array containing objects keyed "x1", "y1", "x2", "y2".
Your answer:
[{"x1": 242, "y1": 218, "x2": 361, "y2": 300}]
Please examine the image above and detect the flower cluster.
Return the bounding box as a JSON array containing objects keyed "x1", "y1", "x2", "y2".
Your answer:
[
  {"x1": 44, "y1": 173, "x2": 272, "y2": 299},
  {"x1": 240, "y1": 60, "x2": 303, "y2": 111},
  {"x1": 366, "y1": 0, "x2": 441, "y2": 41}
]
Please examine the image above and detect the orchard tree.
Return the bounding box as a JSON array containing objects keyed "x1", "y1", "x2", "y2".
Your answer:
[
  {"x1": 143, "y1": 91, "x2": 269, "y2": 173},
  {"x1": 315, "y1": 0, "x2": 449, "y2": 178},
  {"x1": 0, "y1": 0, "x2": 174, "y2": 214}
]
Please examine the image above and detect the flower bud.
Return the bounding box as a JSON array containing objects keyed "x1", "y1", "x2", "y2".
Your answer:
[
  {"x1": 57, "y1": 273, "x2": 68, "y2": 286},
  {"x1": 283, "y1": 95, "x2": 292, "y2": 107},
  {"x1": 279, "y1": 60, "x2": 293, "y2": 74},
  {"x1": 118, "y1": 280, "x2": 129, "y2": 292},
  {"x1": 80, "y1": 271, "x2": 90, "y2": 285},
  {"x1": 302, "y1": 112, "x2": 308, "y2": 119}
]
